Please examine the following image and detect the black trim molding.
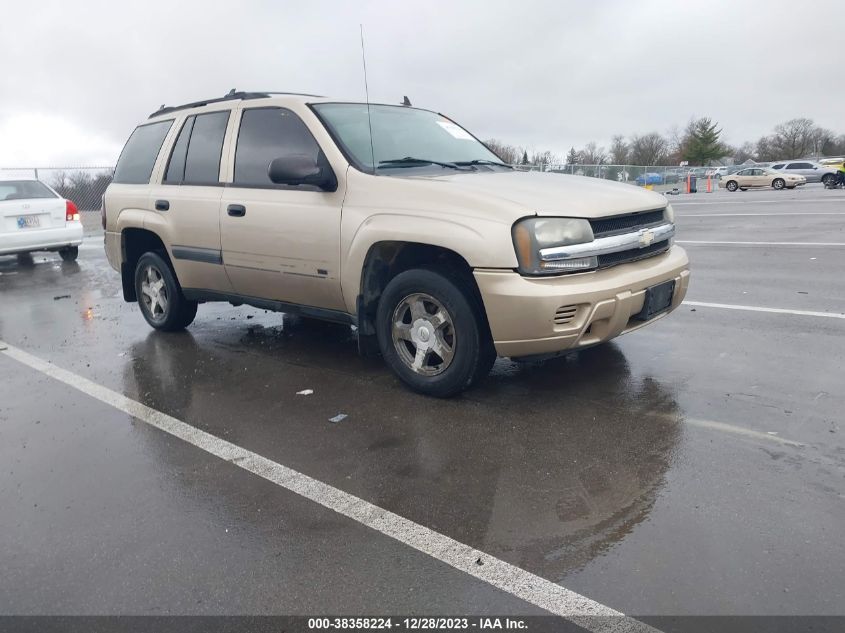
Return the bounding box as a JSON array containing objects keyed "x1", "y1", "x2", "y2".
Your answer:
[{"x1": 171, "y1": 246, "x2": 223, "y2": 265}]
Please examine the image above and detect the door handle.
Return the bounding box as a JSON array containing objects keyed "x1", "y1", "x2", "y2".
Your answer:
[
  {"x1": 227, "y1": 204, "x2": 246, "y2": 217},
  {"x1": 155, "y1": 199, "x2": 169, "y2": 211}
]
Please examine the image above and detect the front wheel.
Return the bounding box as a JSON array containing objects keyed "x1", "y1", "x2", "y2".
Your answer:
[
  {"x1": 59, "y1": 246, "x2": 78, "y2": 262},
  {"x1": 376, "y1": 269, "x2": 495, "y2": 397},
  {"x1": 772, "y1": 178, "x2": 785, "y2": 190},
  {"x1": 134, "y1": 252, "x2": 197, "y2": 331},
  {"x1": 725, "y1": 180, "x2": 738, "y2": 192},
  {"x1": 821, "y1": 174, "x2": 836, "y2": 186}
]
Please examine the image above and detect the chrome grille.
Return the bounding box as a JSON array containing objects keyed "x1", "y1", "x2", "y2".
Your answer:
[
  {"x1": 597, "y1": 239, "x2": 670, "y2": 268},
  {"x1": 589, "y1": 209, "x2": 665, "y2": 238}
]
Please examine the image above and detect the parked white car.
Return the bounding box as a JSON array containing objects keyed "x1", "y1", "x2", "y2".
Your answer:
[{"x1": 0, "y1": 179, "x2": 83, "y2": 261}]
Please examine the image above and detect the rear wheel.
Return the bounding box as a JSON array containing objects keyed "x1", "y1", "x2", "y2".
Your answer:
[
  {"x1": 772, "y1": 178, "x2": 785, "y2": 190},
  {"x1": 821, "y1": 174, "x2": 836, "y2": 186},
  {"x1": 739, "y1": 187, "x2": 748, "y2": 191},
  {"x1": 376, "y1": 269, "x2": 495, "y2": 397},
  {"x1": 134, "y1": 252, "x2": 197, "y2": 331},
  {"x1": 58, "y1": 246, "x2": 78, "y2": 262},
  {"x1": 725, "y1": 180, "x2": 738, "y2": 192}
]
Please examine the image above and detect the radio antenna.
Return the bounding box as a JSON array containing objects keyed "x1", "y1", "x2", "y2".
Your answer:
[{"x1": 360, "y1": 24, "x2": 376, "y2": 172}]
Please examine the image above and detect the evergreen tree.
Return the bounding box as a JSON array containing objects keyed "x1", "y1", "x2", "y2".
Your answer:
[
  {"x1": 565, "y1": 147, "x2": 580, "y2": 165},
  {"x1": 683, "y1": 118, "x2": 727, "y2": 165},
  {"x1": 521, "y1": 150, "x2": 529, "y2": 165}
]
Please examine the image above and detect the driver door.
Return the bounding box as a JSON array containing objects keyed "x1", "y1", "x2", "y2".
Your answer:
[{"x1": 220, "y1": 106, "x2": 346, "y2": 311}]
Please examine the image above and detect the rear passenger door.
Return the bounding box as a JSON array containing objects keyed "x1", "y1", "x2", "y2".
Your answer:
[
  {"x1": 785, "y1": 162, "x2": 817, "y2": 182},
  {"x1": 148, "y1": 109, "x2": 234, "y2": 293},
  {"x1": 220, "y1": 106, "x2": 345, "y2": 311}
]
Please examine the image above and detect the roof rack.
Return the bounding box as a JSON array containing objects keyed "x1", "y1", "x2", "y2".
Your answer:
[{"x1": 147, "y1": 90, "x2": 324, "y2": 119}]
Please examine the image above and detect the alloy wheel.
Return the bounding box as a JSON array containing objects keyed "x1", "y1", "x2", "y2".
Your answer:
[{"x1": 391, "y1": 293, "x2": 456, "y2": 376}]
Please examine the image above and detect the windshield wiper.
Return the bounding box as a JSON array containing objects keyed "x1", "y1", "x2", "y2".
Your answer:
[
  {"x1": 378, "y1": 157, "x2": 470, "y2": 170},
  {"x1": 453, "y1": 159, "x2": 513, "y2": 169}
]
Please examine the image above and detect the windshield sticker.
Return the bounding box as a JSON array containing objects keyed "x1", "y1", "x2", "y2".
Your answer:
[{"x1": 436, "y1": 121, "x2": 475, "y2": 140}]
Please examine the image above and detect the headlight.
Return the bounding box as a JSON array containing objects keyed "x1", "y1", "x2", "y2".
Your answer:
[
  {"x1": 512, "y1": 217, "x2": 595, "y2": 275},
  {"x1": 664, "y1": 204, "x2": 675, "y2": 223}
]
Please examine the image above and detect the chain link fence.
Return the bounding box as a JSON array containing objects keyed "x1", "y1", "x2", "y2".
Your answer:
[
  {"x1": 1, "y1": 167, "x2": 113, "y2": 211},
  {"x1": 2, "y1": 162, "x2": 729, "y2": 208},
  {"x1": 511, "y1": 163, "x2": 730, "y2": 191}
]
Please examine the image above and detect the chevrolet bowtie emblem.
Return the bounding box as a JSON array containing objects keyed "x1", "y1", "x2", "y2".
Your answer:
[{"x1": 639, "y1": 229, "x2": 655, "y2": 248}]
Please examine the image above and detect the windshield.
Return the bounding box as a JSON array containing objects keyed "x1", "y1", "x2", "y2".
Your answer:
[{"x1": 312, "y1": 103, "x2": 503, "y2": 171}]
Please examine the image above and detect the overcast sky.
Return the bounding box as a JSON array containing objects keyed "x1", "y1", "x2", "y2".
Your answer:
[{"x1": 1, "y1": 0, "x2": 841, "y2": 166}]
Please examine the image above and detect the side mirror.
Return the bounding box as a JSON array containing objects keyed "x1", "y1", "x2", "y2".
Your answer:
[{"x1": 268, "y1": 155, "x2": 334, "y2": 190}]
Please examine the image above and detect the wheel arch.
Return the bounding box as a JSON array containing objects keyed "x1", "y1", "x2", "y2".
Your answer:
[
  {"x1": 120, "y1": 227, "x2": 172, "y2": 302},
  {"x1": 354, "y1": 239, "x2": 493, "y2": 356}
]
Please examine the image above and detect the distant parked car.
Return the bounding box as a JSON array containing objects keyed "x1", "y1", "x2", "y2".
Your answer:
[
  {"x1": 768, "y1": 160, "x2": 838, "y2": 185},
  {"x1": 720, "y1": 168, "x2": 806, "y2": 191},
  {"x1": 819, "y1": 157, "x2": 844, "y2": 171},
  {"x1": 635, "y1": 172, "x2": 663, "y2": 185},
  {"x1": 0, "y1": 179, "x2": 82, "y2": 261},
  {"x1": 712, "y1": 166, "x2": 730, "y2": 178}
]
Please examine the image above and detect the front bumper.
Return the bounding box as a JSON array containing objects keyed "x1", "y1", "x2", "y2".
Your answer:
[
  {"x1": 475, "y1": 246, "x2": 690, "y2": 357},
  {"x1": 0, "y1": 222, "x2": 84, "y2": 256}
]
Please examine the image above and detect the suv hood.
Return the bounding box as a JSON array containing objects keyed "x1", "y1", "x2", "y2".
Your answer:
[{"x1": 404, "y1": 170, "x2": 668, "y2": 219}]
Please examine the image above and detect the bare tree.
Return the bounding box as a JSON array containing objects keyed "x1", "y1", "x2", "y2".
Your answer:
[
  {"x1": 531, "y1": 150, "x2": 561, "y2": 168},
  {"x1": 610, "y1": 135, "x2": 629, "y2": 164},
  {"x1": 628, "y1": 132, "x2": 668, "y2": 166},
  {"x1": 483, "y1": 139, "x2": 521, "y2": 165},
  {"x1": 579, "y1": 142, "x2": 607, "y2": 165},
  {"x1": 768, "y1": 118, "x2": 816, "y2": 159}
]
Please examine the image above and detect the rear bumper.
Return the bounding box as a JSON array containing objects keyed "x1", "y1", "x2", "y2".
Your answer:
[
  {"x1": 474, "y1": 246, "x2": 690, "y2": 358},
  {"x1": 0, "y1": 222, "x2": 83, "y2": 256}
]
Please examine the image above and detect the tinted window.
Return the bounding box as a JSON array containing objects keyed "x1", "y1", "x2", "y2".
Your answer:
[
  {"x1": 234, "y1": 108, "x2": 322, "y2": 186},
  {"x1": 771, "y1": 163, "x2": 785, "y2": 169},
  {"x1": 0, "y1": 180, "x2": 58, "y2": 200},
  {"x1": 183, "y1": 111, "x2": 229, "y2": 184},
  {"x1": 786, "y1": 162, "x2": 812, "y2": 169},
  {"x1": 164, "y1": 117, "x2": 195, "y2": 184},
  {"x1": 113, "y1": 120, "x2": 172, "y2": 184},
  {"x1": 737, "y1": 169, "x2": 751, "y2": 175}
]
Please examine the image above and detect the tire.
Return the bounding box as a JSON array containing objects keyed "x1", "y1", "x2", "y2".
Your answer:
[
  {"x1": 725, "y1": 180, "x2": 738, "y2": 192},
  {"x1": 58, "y1": 246, "x2": 78, "y2": 262},
  {"x1": 739, "y1": 187, "x2": 748, "y2": 191},
  {"x1": 134, "y1": 251, "x2": 198, "y2": 331},
  {"x1": 772, "y1": 178, "x2": 785, "y2": 190},
  {"x1": 821, "y1": 174, "x2": 836, "y2": 186},
  {"x1": 376, "y1": 268, "x2": 496, "y2": 397},
  {"x1": 786, "y1": 186, "x2": 796, "y2": 189}
]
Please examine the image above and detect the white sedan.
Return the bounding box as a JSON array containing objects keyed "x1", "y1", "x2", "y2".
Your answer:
[{"x1": 0, "y1": 179, "x2": 83, "y2": 261}]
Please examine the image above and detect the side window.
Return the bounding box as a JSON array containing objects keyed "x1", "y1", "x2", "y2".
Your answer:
[
  {"x1": 164, "y1": 117, "x2": 195, "y2": 184},
  {"x1": 183, "y1": 111, "x2": 230, "y2": 184},
  {"x1": 113, "y1": 120, "x2": 173, "y2": 184},
  {"x1": 772, "y1": 163, "x2": 785, "y2": 169},
  {"x1": 786, "y1": 162, "x2": 810, "y2": 169},
  {"x1": 234, "y1": 107, "x2": 322, "y2": 186}
]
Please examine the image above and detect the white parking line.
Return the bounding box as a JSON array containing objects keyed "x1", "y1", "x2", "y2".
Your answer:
[
  {"x1": 683, "y1": 301, "x2": 845, "y2": 320},
  {"x1": 672, "y1": 198, "x2": 844, "y2": 206},
  {"x1": 677, "y1": 212, "x2": 845, "y2": 217},
  {"x1": 0, "y1": 340, "x2": 658, "y2": 633},
  {"x1": 677, "y1": 240, "x2": 845, "y2": 246}
]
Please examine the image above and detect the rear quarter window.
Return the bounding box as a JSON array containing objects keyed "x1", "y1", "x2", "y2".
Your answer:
[{"x1": 113, "y1": 120, "x2": 173, "y2": 185}]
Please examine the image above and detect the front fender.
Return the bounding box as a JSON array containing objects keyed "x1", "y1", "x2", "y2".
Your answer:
[{"x1": 341, "y1": 212, "x2": 517, "y2": 314}]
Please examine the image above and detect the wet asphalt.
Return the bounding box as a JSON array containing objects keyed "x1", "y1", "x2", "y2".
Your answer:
[{"x1": 0, "y1": 184, "x2": 843, "y2": 621}]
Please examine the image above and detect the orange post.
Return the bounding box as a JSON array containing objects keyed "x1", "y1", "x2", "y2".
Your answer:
[
  {"x1": 707, "y1": 176, "x2": 712, "y2": 193},
  {"x1": 686, "y1": 173, "x2": 691, "y2": 194}
]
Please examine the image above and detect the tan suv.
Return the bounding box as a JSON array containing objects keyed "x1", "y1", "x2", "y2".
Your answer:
[{"x1": 104, "y1": 91, "x2": 690, "y2": 396}]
